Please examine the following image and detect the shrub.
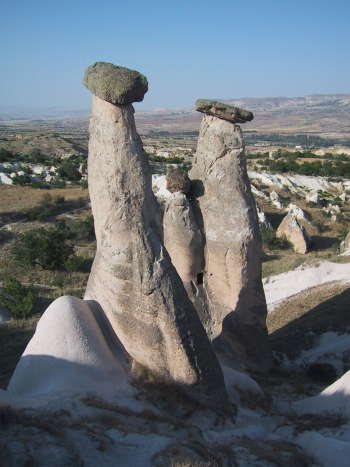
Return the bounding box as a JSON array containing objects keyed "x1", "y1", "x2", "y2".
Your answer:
[
  {"x1": 31, "y1": 181, "x2": 51, "y2": 189},
  {"x1": 80, "y1": 179, "x2": 88, "y2": 189},
  {"x1": 64, "y1": 255, "x2": 92, "y2": 272},
  {"x1": 12, "y1": 174, "x2": 32, "y2": 185},
  {"x1": 0, "y1": 148, "x2": 13, "y2": 162},
  {"x1": 261, "y1": 228, "x2": 291, "y2": 250},
  {"x1": 57, "y1": 161, "x2": 82, "y2": 181},
  {"x1": 50, "y1": 178, "x2": 66, "y2": 188},
  {"x1": 0, "y1": 230, "x2": 13, "y2": 245},
  {"x1": 0, "y1": 275, "x2": 37, "y2": 319},
  {"x1": 12, "y1": 227, "x2": 74, "y2": 270},
  {"x1": 56, "y1": 216, "x2": 95, "y2": 242},
  {"x1": 26, "y1": 194, "x2": 66, "y2": 221},
  {"x1": 338, "y1": 228, "x2": 348, "y2": 242}
]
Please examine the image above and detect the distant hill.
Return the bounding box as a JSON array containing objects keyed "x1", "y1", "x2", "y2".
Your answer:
[
  {"x1": 1, "y1": 94, "x2": 349, "y2": 138},
  {"x1": 136, "y1": 94, "x2": 350, "y2": 137}
]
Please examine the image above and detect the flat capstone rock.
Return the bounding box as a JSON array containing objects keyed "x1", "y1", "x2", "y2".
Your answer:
[
  {"x1": 166, "y1": 168, "x2": 191, "y2": 194},
  {"x1": 83, "y1": 62, "x2": 148, "y2": 105},
  {"x1": 195, "y1": 99, "x2": 253, "y2": 123}
]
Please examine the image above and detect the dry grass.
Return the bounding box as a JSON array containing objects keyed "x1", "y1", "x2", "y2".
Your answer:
[
  {"x1": 268, "y1": 281, "x2": 350, "y2": 358},
  {"x1": 0, "y1": 186, "x2": 94, "y2": 388},
  {"x1": 0, "y1": 185, "x2": 88, "y2": 215}
]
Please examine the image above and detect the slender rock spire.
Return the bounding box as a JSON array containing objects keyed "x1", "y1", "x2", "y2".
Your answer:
[{"x1": 190, "y1": 99, "x2": 272, "y2": 371}]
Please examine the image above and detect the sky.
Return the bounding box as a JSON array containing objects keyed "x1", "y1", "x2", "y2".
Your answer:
[{"x1": 1, "y1": 0, "x2": 350, "y2": 111}]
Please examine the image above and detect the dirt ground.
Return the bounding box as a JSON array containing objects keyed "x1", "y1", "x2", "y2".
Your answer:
[{"x1": 0, "y1": 185, "x2": 88, "y2": 214}]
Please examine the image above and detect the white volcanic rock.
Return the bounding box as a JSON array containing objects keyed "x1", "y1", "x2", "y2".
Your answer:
[
  {"x1": 340, "y1": 230, "x2": 350, "y2": 255},
  {"x1": 293, "y1": 369, "x2": 350, "y2": 417},
  {"x1": 270, "y1": 190, "x2": 283, "y2": 209},
  {"x1": 256, "y1": 206, "x2": 271, "y2": 230},
  {"x1": 306, "y1": 191, "x2": 319, "y2": 204},
  {"x1": 277, "y1": 213, "x2": 309, "y2": 254},
  {"x1": 251, "y1": 184, "x2": 269, "y2": 200},
  {"x1": 84, "y1": 94, "x2": 227, "y2": 411},
  {"x1": 286, "y1": 203, "x2": 310, "y2": 222},
  {"x1": 152, "y1": 174, "x2": 171, "y2": 203},
  {"x1": 190, "y1": 113, "x2": 271, "y2": 371},
  {"x1": 163, "y1": 191, "x2": 204, "y2": 301},
  {"x1": 248, "y1": 170, "x2": 348, "y2": 195},
  {"x1": 8, "y1": 296, "x2": 131, "y2": 399},
  {"x1": 263, "y1": 261, "x2": 350, "y2": 311},
  {"x1": 0, "y1": 173, "x2": 13, "y2": 185}
]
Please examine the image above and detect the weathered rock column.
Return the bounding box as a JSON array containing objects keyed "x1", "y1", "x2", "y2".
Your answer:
[
  {"x1": 83, "y1": 63, "x2": 228, "y2": 410},
  {"x1": 190, "y1": 99, "x2": 271, "y2": 371},
  {"x1": 163, "y1": 169, "x2": 204, "y2": 299}
]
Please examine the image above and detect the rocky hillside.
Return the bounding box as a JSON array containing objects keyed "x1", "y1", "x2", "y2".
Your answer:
[{"x1": 136, "y1": 94, "x2": 350, "y2": 136}]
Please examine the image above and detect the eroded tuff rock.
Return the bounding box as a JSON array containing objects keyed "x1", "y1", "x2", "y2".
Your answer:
[
  {"x1": 163, "y1": 191, "x2": 204, "y2": 303},
  {"x1": 340, "y1": 230, "x2": 350, "y2": 255},
  {"x1": 195, "y1": 99, "x2": 254, "y2": 123},
  {"x1": 8, "y1": 296, "x2": 131, "y2": 399},
  {"x1": 190, "y1": 112, "x2": 271, "y2": 371},
  {"x1": 84, "y1": 87, "x2": 227, "y2": 410},
  {"x1": 277, "y1": 214, "x2": 309, "y2": 254},
  {"x1": 166, "y1": 167, "x2": 191, "y2": 194},
  {"x1": 83, "y1": 62, "x2": 148, "y2": 105}
]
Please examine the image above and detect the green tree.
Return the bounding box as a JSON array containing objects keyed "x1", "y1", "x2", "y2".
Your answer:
[
  {"x1": 0, "y1": 275, "x2": 37, "y2": 319},
  {"x1": 12, "y1": 228, "x2": 74, "y2": 270}
]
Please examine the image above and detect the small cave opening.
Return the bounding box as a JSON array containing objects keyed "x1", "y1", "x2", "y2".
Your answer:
[{"x1": 196, "y1": 272, "x2": 204, "y2": 285}]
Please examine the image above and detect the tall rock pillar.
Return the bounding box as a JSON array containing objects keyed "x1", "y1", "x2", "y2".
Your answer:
[
  {"x1": 83, "y1": 64, "x2": 228, "y2": 411},
  {"x1": 190, "y1": 99, "x2": 271, "y2": 371}
]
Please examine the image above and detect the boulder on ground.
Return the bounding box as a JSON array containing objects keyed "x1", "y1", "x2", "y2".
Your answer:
[
  {"x1": 83, "y1": 62, "x2": 148, "y2": 105},
  {"x1": 195, "y1": 99, "x2": 254, "y2": 123},
  {"x1": 286, "y1": 203, "x2": 309, "y2": 222},
  {"x1": 277, "y1": 214, "x2": 309, "y2": 254}
]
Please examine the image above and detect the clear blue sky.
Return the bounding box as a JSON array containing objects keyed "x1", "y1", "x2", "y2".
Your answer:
[{"x1": 1, "y1": 0, "x2": 349, "y2": 110}]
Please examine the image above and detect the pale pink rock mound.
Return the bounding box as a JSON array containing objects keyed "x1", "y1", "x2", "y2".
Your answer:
[{"x1": 8, "y1": 296, "x2": 130, "y2": 398}]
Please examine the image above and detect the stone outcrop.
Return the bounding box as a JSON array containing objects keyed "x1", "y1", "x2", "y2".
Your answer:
[
  {"x1": 163, "y1": 189, "x2": 204, "y2": 307},
  {"x1": 189, "y1": 105, "x2": 271, "y2": 371},
  {"x1": 270, "y1": 190, "x2": 283, "y2": 209},
  {"x1": 340, "y1": 230, "x2": 350, "y2": 255},
  {"x1": 83, "y1": 62, "x2": 148, "y2": 105},
  {"x1": 277, "y1": 214, "x2": 309, "y2": 254},
  {"x1": 195, "y1": 99, "x2": 253, "y2": 123},
  {"x1": 256, "y1": 206, "x2": 271, "y2": 230},
  {"x1": 84, "y1": 65, "x2": 228, "y2": 411},
  {"x1": 8, "y1": 296, "x2": 131, "y2": 398},
  {"x1": 286, "y1": 203, "x2": 310, "y2": 222}
]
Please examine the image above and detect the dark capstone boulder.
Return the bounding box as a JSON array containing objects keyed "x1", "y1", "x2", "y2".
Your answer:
[
  {"x1": 166, "y1": 168, "x2": 191, "y2": 194},
  {"x1": 195, "y1": 99, "x2": 253, "y2": 123},
  {"x1": 83, "y1": 62, "x2": 148, "y2": 105}
]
